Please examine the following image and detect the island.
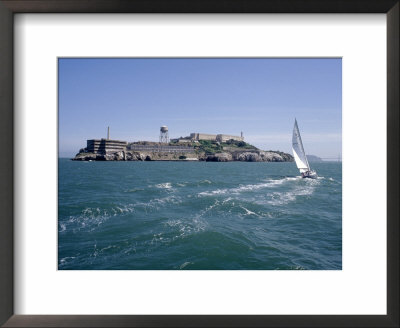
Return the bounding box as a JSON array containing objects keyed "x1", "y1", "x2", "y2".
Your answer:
[{"x1": 72, "y1": 130, "x2": 294, "y2": 162}]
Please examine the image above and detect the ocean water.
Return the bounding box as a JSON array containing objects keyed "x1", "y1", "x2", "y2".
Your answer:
[{"x1": 58, "y1": 159, "x2": 342, "y2": 270}]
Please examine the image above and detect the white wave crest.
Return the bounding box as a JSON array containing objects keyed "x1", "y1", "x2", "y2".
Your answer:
[
  {"x1": 267, "y1": 184, "x2": 316, "y2": 206},
  {"x1": 60, "y1": 203, "x2": 138, "y2": 233},
  {"x1": 59, "y1": 256, "x2": 75, "y2": 264},
  {"x1": 198, "y1": 177, "x2": 294, "y2": 197},
  {"x1": 59, "y1": 223, "x2": 66, "y2": 232},
  {"x1": 155, "y1": 182, "x2": 172, "y2": 189},
  {"x1": 239, "y1": 206, "x2": 260, "y2": 217},
  {"x1": 163, "y1": 217, "x2": 207, "y2": 241},
  {"x1": 179, "y1": 262, "x2": 192, "y2": 269},
  {"x1": 125, "y1": 188, "x2": 144, "y2": 193}
]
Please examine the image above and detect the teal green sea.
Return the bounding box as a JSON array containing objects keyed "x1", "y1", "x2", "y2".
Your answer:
[{"x1": 58, "y1": 159, "x2": 342, "y2": 270}]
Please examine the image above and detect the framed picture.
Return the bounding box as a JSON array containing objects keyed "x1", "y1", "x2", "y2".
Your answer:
[
  {"x1": 0, "y1": 0, "x2": 398, "y2": 327},
  {"x1": 58, "y1": 56, "x2": 342, "y2": 271}
]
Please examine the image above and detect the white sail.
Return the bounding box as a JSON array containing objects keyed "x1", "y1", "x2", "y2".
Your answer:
[{"x1": 292, "y1": 119, "x2": 310, "y2": 173}]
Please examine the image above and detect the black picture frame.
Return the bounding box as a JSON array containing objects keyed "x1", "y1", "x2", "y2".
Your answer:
[{"x1": 0, "y1": 1, "x2": 398, "y2": 327}]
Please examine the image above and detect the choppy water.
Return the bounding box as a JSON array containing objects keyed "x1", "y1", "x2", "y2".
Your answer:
[{"x1": 58, "y1": 159, "x2": 342, "y2": 270}]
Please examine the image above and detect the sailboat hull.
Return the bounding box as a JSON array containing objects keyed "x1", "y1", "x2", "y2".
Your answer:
[{"x1": 301, "y1": 170, "x2": 318, "y2": 179}]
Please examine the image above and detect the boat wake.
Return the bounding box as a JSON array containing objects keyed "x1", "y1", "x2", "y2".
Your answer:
[{"x1": 197, "y1": 177, "x2": 298, "y2": 197}]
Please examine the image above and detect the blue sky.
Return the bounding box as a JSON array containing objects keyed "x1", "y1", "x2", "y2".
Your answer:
[{"x1": 59, "y1": 58, "x2": 341, "y2": 158}]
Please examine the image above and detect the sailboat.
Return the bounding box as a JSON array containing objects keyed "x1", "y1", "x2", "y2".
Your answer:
[{"x1": 292, "y1": 119, "x2": 317, "y2": 179}]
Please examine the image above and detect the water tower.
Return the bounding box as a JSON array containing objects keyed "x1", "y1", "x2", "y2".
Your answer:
[{"x1": 159, "y1": 125, "x2": 169, "y2": 143}]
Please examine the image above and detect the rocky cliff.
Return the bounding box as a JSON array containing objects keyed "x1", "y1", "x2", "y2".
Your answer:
[
  {"x1": 73, "y1": 149, "x2": 293, "y2": 162},
  {"x1": 73, "y1": 138, "x2": 293, "y2": 162},
  {"x1": 205, "y1": 150, "x2": 293, "y2": 162}
]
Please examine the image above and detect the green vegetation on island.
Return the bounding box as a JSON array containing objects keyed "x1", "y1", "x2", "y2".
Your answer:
[{"x1": 191, "y1": 139, "x2": 257, "y2": 155}]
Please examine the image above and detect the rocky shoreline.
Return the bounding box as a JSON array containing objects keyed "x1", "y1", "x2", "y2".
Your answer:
[{"x1": 73, "y1": 149, "x2": 294, "y2": 162}]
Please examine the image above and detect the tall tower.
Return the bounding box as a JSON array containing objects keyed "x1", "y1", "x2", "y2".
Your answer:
[
  {"x1": 241, "y1": 131, "x2": 243, "y2": 139},
  {"x1": 159, "y1": 126, "x2": 169, "y2": 143},
  {"x1": 107, "y1": 126, "x2": 110, "y2": 140}
]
